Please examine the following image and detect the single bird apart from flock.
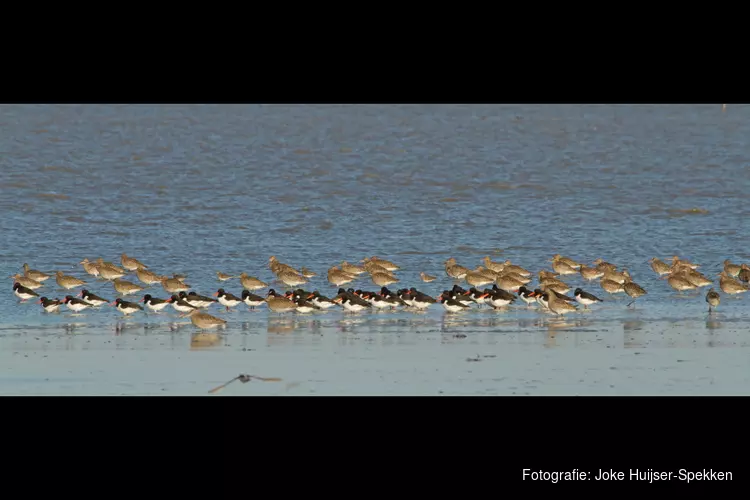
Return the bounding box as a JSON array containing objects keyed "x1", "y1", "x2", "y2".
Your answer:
[{"x1": 705, "y1": 288, "x2": 720, "y2": 313}]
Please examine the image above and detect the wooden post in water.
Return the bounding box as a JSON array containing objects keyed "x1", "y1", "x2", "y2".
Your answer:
[{"x1": 722, "y1": 104, "x2": 727, "y2": 112}]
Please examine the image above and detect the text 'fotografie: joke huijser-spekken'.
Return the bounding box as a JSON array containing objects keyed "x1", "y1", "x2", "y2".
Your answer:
[{"x1": 522, "y1": 469, "x2": 732, "y2": 483}]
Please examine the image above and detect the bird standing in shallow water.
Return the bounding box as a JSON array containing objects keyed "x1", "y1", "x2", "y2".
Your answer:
[
  {"x1": 241, "y1": 290, "x2": 266, "y2": 310},
  {"x1": 215, "y1": 288, "x2": 242, "y2": 312},
  {"x1": 141, "y1": 294, "x2": 171, "y2": 312},
  {"x1": 623, "y1": 279, "x2": 647, "y2": 308},
  {"x1": 420, "y1": 272, "x2": 436, "y2": 283},
  {"x1": 112, "y1": 297, "x2": 144, "y2": 315},
  {"x1": 718, "y1": 271, "x2": 749, "y2": 296},
  {"x1": 13, "y1": 282, "x2": 39, "y2": 301},
  {"x1": 573, "y1": 288, "x2": 602, "y2": 309},
  {"x1": 23, "y1": 264, "x2": 50, "y2": 282},
  {"x1": 181, "y1": 309, "x2": 227, "y2": 330},
  {"x1": 38, "y1": 297, "x2": 62, "y2": 313},
  {"x1": 706, "y1": 288, "x2": 720, "y2": 313}
]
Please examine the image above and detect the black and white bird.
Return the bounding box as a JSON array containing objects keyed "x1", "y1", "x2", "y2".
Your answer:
[
  {"x1": 438, "y1": 293, "x2": 470, "y2": 313},
  {"x1": 466, "y1": 288, "x2": 490, "y2": 306},
  {"x1": 141, "y1": 294, "x2": 171, "y2": 312},
  {"x1": 215, "y1": 288, "x2": 242, "y2": 312},
  {"x1": 38, "y1": 297, "x2": 62, "y2": 313},
  {"x1": 78, "y1": 289, "x2": 110, "y2": 307},
  {"x1": 170, "y1": 294, "x2": 198, "y2": 313},
  {"x1": 62, "y1": 295, "x2": 93, "y2": 312},
  {"x1": 241, "y1": 290, "x2": 266, "y2": 309},
  {"x1": 181, "y1": 291, "x2": 217, "y2": 309},
  {"x1": 517, "y1": 286, "x2": 537, "y2": 306},
  {"x1": 357, "y1": 291, "x2": 392, "y2": 309},
  {"x1": 534, "y1": 290, "x2": 550, "y2": 310},
  {"x1": 407, "y1": 288, "x2": 437, "y2": 310},
  {"x1": 13, "y1": 282, "x2": 39, "y2": 301},
  {"x1": 574, "y1": 288, "x2": 603, "y2": 309},
  {"x1": 488, "y1": 288, "x2": 517, "y2": 308},
  {"x1": 333, "y1": 294, "x2": 369, "y2": 312},
  {"x1": 112, "y1": 297, "x2": 143, "y2": 315},
  {"x1": 294, "y1": 297, "x2": 317, "y2": 313}
]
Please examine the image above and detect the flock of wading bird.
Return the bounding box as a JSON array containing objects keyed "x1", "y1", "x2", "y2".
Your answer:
[{"x1": 10, "y1": 253, "x2": 749, "y2": 330}]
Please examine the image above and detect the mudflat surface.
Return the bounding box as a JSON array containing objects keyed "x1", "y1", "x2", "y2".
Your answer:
[{"x1": 2, "y1": 104, "x2": 748, "y2": 395}]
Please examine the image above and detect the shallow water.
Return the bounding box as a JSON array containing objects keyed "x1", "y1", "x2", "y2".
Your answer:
[{"x1": 1, "y1": 104, "x2": 749, "y2": 395}]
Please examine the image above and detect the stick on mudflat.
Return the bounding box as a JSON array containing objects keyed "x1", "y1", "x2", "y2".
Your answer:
[{"x1": 208, "y1": 373, "x2": 283, "y2": 394}]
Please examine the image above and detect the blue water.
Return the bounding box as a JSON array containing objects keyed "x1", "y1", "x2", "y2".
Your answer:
[{"x1": 1, "y1": 104, "x2": 749, "y2": 395}]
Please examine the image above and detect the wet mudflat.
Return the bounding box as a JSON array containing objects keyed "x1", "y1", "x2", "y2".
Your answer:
[{"x1": 2, "y1": 104, "x2": 749, "y2": 395}]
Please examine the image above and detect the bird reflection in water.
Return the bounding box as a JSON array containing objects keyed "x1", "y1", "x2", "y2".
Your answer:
[
  {"x1": 62, "y1": 322, "x2": 86, "y2": 334},
  {"x1": 168, "y1": 321, "x2": 193, "y2": 333},
  {"x1": 190, "y1": 332, "x2": 222, "y2": 350},
  {"x1": 336, "y1": 317, "x2": 366, "y2": 334},
  {"x1": 544, "y1": 331, "x2": 557, "y2": 348},
  {"x1": 267, "y1": 317, "x2": 297, "y2": 335},
  {"x1": 544, "y1": 319, "x2": 577, "y2": 337},
  {"x1": 622, "y1": 320, "x2": 645, "y2": 349},
  {"x1": 705, "y1": 316, "x2": 723, "y2": 332},
  {"x1": 622, "y1": 320, "x2": 644, "y2": 331},
  {"x1": 440, "y1": 314, "x2": 508, "y2": 331},
  {"x1": 114, "y1": 320, "x2": 148, "y2": 336}
]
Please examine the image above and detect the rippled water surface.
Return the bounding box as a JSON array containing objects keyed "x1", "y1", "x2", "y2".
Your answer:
[{"x1": 2, "y1": 104, "x2": 749, "y2": 395}]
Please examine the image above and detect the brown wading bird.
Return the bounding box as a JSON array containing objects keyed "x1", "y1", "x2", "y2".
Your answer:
[
  {"x1": 545, "y1": 289, "x2": 578, "y2": 316},
  {"x1": 11, "y1": 273, "x2": 43, "y2": 290},
  {"x1": 341, "y1": 261, "x2": 366, "y2": 275},
  {"x1": 266, "y1": 290, "x2": 297, "y2": 313},
  {"x1": 599, "y1": 278, "x2": 624, "y2": 296},
  {"x1": 239, "y1": 273, "x2": 268, "y2": 291},
  {"x1": 550, "y1": 256, "x2": 578, "y2": 276},
  {"x1": 98, "y1": 264, "x2": 126, "y2": 281},
  {"x1": 593, "y1": 258, "x2": 617, "y2": 272},
  {"x1": 579, "y1": 264, "x2": 604, "y2": 281},
  {"x1": 96, "y1": 258, "x2": 126, "y2": 274},
  {"x1": 55, "y1": 271, "x2": 86, "y2": 290},
  {"x1": 420, "y1": 272, "x2": 436, "y2": 283},
  {"x1": 723, "y1": 259, "x2": 741, "y2": 278},
  {"x1": 161, "y1": 276, "x2": 190, "y2": 294},
  {"x1": 121, "y1": 253, "x2": 148, "y2": 271},
  {"x1": 327, "y1": 267, "x2": 355, "y2": 287},
  {"x1": 365, "y1": 256, "x2": 400, "y2": 271},
  {"x1": 113, "y1": 278, "x2": 145, "y2": 296},
  {"x1": 551, "y1": 254, "x2": 581, "y2": 269},
  {"x1": 648, "y1": 257, "x2": 671, "y2": 276},
  {"x1": 718, "y1": 271, "x2": 749, "y2": 296},
  {"x1": 465, "y1": 271, "x2": 493, "y2": 288},
  {"x1": 276, "y1": 269, "x2": 308, "y2": 288},
  {"x1": 623, "y1": 278, "x2": 647, "y2": 307},
  {"x1": 705, "y1": 288, "x2": 720, "y2": 313},
  {"x1": 662, "y1": 273, "x2": 696, "y2": 294},
  {"x1": 501, "y1": 260, "x2": 531, "y2": 277},
  {"x1": 79, "y1": 258, "x2": 101, "y2": 277},
  {"x1": 371, "y1": 272, "x2": 398, "y2": 287},
  {"x1": 444, "y1": 258, "x2": 469, "y2": 280},
  {"x1": 483, "y1": 256, "x2": 505, "y2": 273},
  {"x1": 135, "y1": 268, "x2": 164, "y2": 285},
  {"x1": 23, "y1": 264, "x2": 50, "y2": 282},
  {"x1": 180, "y1": 308, "x2": 227, "y2": 329},
  {"x1": 739, "y1": 264, "x2": 750, "y2": 283},
  {"x1": 300, "y1": 267, "x2": 317, "y2": 278}
]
